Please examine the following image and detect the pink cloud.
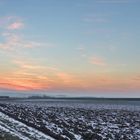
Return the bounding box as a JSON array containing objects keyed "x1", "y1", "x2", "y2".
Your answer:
[
  {"x1": 7, "y1": 21, "x2": 24, "y2": 30},
  {"x1": 0, "y1": 33, "x2": 20, "y2": 50},
  {"x1": 89, "y1": 56, "x2": 106, "y2": 66},
  {"x1": 0, "y1": 32, "x2": 43, "y2": 50},
  {"x1": 0, "y1": 16, "x2": 23, "y2": 29},
  {"x1": 0, "y1": 16, "x2": 54, "y2": 51}
]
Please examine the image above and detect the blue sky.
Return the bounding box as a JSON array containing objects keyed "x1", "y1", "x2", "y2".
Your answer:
[{"x1": 0, "y1": 0, "x2": 140, "y2": 97}]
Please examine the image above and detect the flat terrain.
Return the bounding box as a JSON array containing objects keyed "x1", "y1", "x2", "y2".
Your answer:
[{"x1": 0, "y1": 99, "x2": 140, "y2": 140}]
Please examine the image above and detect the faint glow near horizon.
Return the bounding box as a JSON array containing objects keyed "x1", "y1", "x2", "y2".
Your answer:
[{"x1": 0, "y1": 0, "x2": 140, "y2": 97}]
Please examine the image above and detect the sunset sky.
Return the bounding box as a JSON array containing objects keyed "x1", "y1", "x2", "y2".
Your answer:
[{"x1": 0, "y1": 0, "x2": 140, "y2": 97}]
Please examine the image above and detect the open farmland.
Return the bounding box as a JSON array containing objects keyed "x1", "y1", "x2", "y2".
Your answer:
[
  {"x1": 0, "y1": 99, "x2": 140, "y2": 140},
  {"x1": 0, "y1": 109, "x2": 55, "y2": 140}
]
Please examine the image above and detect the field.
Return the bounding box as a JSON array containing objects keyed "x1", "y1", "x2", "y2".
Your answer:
[{"x1": 0, "y1": 99, "x2": 140, "y2": 140}]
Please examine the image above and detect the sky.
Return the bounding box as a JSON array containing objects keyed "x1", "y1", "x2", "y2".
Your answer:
[{"x1": 0, "y1": 0, "x2": 140, "y2": 97}]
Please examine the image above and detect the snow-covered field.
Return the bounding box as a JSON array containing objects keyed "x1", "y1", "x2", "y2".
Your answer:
[
  {"x1": 0, "y1": 99, "x2": 140, "y2": 140},
  {"x1": 0, "y1": 111, "x2": 55, "y2": 140}
]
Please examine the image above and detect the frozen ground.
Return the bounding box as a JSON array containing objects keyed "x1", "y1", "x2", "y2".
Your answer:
[
  {"x1": 0, "y1": 99, "x2": 140, "y2": 140},
  {"x1": 0, "y1": 111, "x2": 55, "y2": 140}
]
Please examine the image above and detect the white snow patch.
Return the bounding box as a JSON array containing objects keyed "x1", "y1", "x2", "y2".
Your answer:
[{"x1": 0, "y1": 112, "x2": 55, "y2": 140}]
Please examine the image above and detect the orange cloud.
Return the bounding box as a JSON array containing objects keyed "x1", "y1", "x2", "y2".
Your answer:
[
  {"x1": 0, "y1": 70, "x2": 51, "y2": 91},
  {"x1": 0, "y1": 58, "x2": 76, "y2": 91},
  {"x1": 0, "y1": 54, "x2": 139, "y2": 93},
  {"x1": 0, "y1": 68, "x2": 140, "y2": 92},
  {"x1": 0, "y1": 82, "x2": 37, "y2": 91},
  {"x1": 56, "y1": 72, "x2": 74, "y2": 83}
]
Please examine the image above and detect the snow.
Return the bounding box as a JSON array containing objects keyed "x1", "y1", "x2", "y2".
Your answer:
[
  {"x1": 0, "y1": 99, "x2": 140, "y2": 140},
  {"x1": 0, "y1": 112, "x2": 55, "y2": 140}
]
